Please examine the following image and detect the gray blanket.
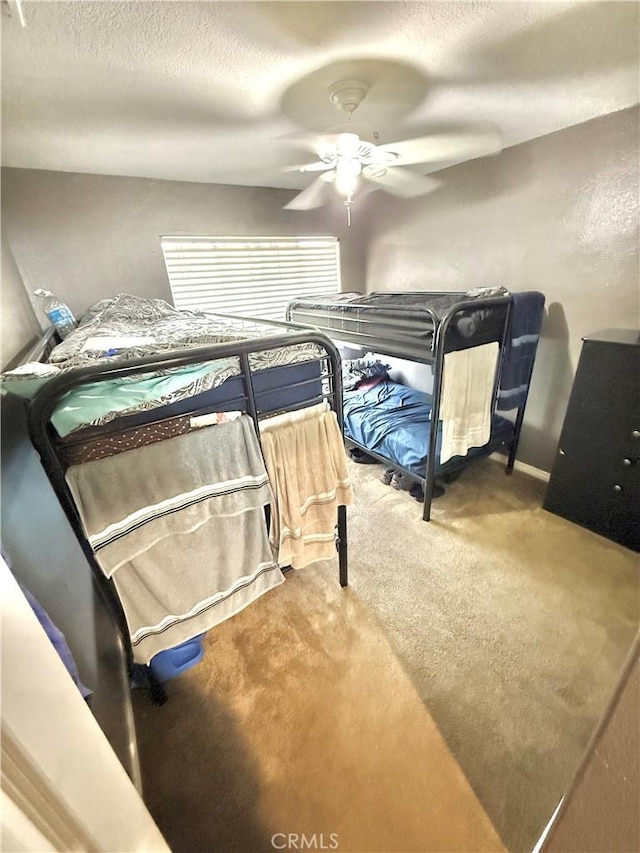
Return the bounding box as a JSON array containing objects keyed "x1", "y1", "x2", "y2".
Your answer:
[{"x1": 66, "y1": 415, "x2": 283, "y2": 663}]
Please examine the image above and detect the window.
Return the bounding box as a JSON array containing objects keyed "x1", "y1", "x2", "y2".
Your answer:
[{"x1": 161, "y1": 236, "x2": 341, "y2": 322}]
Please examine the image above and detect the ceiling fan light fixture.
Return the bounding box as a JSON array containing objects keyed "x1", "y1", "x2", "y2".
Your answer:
[{"x1": 335, "y1": 157, "x2": 361, "y2": 197}]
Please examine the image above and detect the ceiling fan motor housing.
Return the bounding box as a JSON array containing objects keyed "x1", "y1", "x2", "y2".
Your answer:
[{"x1": 328, "y1": 79, "x2": 370, "y2": 116}]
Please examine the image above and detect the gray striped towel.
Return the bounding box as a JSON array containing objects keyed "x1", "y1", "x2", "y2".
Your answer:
[{"x1": 66, "y1": 416, "x2": 283, "y2": 663}]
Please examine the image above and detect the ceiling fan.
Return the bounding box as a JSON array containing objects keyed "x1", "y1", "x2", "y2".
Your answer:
[{"x1": 283, "y1": 78, "x2": 503, "y2": 223}]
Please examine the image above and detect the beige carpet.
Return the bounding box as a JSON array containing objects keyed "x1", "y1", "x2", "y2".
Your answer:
[
  {"x1": 133, "y1": 564, "x2": 504, "y2": 853},
  {"x1": 133, "y1": 457, "x2": 639, "y2": 853},
  {"x1": 344, "y1": 457, "x2": 639, "y2": 852}
]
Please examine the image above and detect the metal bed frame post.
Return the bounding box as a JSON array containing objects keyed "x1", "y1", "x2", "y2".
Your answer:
[
  {"x1": 238, "y1": 351, "x2": 261, "y2": 429},
  {"x1": 507, "y1": 404, "x2": 527, "y2": 473},
  {"x1": 327, "y1": 351, "x2": 348, "y2": 587},
  {"x1": 506, "y1": 353, "x2": 537, "y2": 473},
  {"x1": 423, "y1": 322, "x2": 446, "y2": 523},
  {"x1": 26, "y1": 326, "x2": 349, "y2": 704}
]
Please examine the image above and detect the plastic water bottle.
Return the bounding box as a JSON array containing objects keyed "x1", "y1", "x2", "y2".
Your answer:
[{"x1": 33, "y1": 289, "x2": 77, "y2": 339}]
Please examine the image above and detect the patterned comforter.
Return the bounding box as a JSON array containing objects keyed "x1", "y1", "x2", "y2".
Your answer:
[{"x1": 6, "y1": 294, "x2": 324, "y2": 435}]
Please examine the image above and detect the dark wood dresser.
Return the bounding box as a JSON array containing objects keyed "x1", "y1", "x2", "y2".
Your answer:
[{"x1": 544, "y1": 329, "x2": 640, "y2": 552}]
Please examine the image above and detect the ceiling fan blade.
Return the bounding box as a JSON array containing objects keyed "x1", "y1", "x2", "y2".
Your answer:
[
  {"x1": 377, "y1": 130, "x2": 502, "y2": 168},
  {"x1": 282, "y1": 160, "x2": 334, "y2": 173},
  {"x1": 363, "y1": 167, "x2": 441, "y2": 199},
  {"x1": 283, "y1": 173, "x2": 335, "y2": 210},
  {"x1": 279, "y1": 131, "x2": 343, "y2": 157}
]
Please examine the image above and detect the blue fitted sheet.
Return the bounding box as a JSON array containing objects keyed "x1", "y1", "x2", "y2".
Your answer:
[
  {"x1": 50, "y1": 359, "x2": 236, "y2": 437},
  {"x1": 49, "y1": 359, "x2": 323, "y2": 438},
  {"x1": 343, "y1": 379, "x2": 513, "y2": 477}
]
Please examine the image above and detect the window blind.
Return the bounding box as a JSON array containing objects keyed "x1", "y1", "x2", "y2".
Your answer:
[{"x1": 161, "y1": 236, "x2": 341, "y2": 321}]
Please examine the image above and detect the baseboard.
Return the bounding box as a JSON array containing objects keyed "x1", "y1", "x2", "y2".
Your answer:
[{"x1": 489, "y1": 453, "x2": 551, "y2": 483}]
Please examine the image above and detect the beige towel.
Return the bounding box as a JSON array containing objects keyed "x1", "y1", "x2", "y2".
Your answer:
[
  {"x1": 260, "y1": 403, "x2": 353, "y2": 569},
  {"x1": 439, "y1": 342, "x2": 499, "y2": 464}
]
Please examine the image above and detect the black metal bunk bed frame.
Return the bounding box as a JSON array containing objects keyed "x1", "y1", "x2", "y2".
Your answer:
[
  {"x1": 26, "y1": 324, "x2": 347, "y2": 704},
  {"x1": 287, "y1": 292, "x2": 529, "y2": 522}
]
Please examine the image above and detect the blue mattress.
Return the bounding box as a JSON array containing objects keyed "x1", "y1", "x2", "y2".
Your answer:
[
  {"x1": 343, "y1": 379, "x2": 513, "y2": 477},
  {"x1": 142, "y1": 358, "x2": 324, "y2": 419}
]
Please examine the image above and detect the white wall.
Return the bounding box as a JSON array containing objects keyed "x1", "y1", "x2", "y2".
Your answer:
[
  {"x1": 0, "y1": 555, "x2": 169, "y2": 852},
  {"x1": 1, "y1": 170, "x2": 368, "y2": 318},
  {"x1": 1, "y1": 234, "x2": 40, "y2": 369},
  {"x1": 364, "y1": 106, "x2": 640, "y2": 472}
]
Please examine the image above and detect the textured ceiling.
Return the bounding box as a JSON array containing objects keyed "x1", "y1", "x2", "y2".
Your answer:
[{"x1": 2, "y1": 1, "x2": 639, "y2": 190}]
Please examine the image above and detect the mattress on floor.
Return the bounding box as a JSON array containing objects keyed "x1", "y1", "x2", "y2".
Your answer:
[{"x1": 343, "y1": 379, "x2": 513, "y2": 476}]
